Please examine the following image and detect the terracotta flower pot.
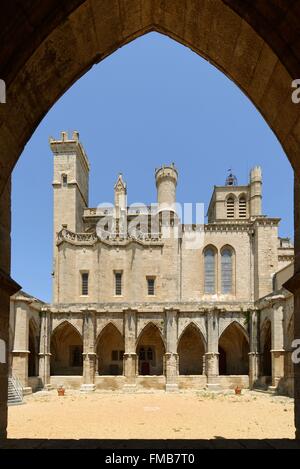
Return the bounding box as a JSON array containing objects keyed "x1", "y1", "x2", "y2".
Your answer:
[
  {"x1": 57, "y1": 388, "x2": 65, "y2": 396},
  {"x1": 235, "y1": 386, "x2": 242, "y2": 395}
]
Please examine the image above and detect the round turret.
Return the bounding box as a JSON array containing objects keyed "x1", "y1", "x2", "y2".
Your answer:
[
  {"x1": 155, "y1": 164, "x2": 178, "y2": 211},
  {"x1": 250, "y1": 166, "x2": 262, "y2": 217}
]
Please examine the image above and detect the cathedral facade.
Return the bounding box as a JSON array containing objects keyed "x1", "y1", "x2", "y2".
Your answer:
[{"x1": 9, "y1": 131, "x2": 295, "y2": 395}]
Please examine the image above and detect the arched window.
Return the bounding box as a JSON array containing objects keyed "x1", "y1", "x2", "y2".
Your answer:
[
  {"x1": 221, "y1": 248, "x2": 233, "y2": 294},
  {"x1": 139, "y1": 347, "x2": 146, "y2": 361},
  {"x1": 226, "y1": 196, "x2": 235, "y2": 218},
  {"x1": 204, "y1": 248, "x2": 216, "y2": 294},
  {"x1": 147, "y1": 347, "x2": 153, "y2": 360},
  {"x1": 62, "y1": 174, "x2": 68, "y2": 187},
  {"x1": 239, "y1": 196, "x2": 247, "y2": 218}
]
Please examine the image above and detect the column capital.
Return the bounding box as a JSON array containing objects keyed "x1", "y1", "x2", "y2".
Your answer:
[
  {"x1": 123, "y1": 308, "x2": 138, "y2": 314},
  {"x1": 164, "y1": 352, "x2": 178, "y2": 357},
  {"x1": 163, "y1": 307, "x2": 179, "y2": 313},
  {"x1": 12, "y1": 349, "x2": 30, "y2": 355}
]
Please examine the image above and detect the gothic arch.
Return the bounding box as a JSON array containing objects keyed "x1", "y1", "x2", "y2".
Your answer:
[
  {"x1": 136, "y1": 321, "x2": 165, "y2": 348},
  {"x1": 50, "y1": 320, "x2": 83, "y2": 376},
  {"x1": 225, "y1": 193, "x2": 237, "y2": 203},
  {"x1": 177, "y1": 323, "x2": 206, "y2": 375},
  {"x1": 97, "y1": 320, "x2": 123, "y2": 340},
  {"x1": 178, "y1": 321, "x2": 207, "y2": 349},
  {"x1": 136, "y1": 322, "x2": 165, "y2": 376},
  {"x1": 52, "y1": 318, "x2": 82, "y2": 337},
  {"x1": 218, "y1": 317, "x2": 248, "y2": 340},
  {"x1": 1, "y1": 0, "x2": 300, "y2": 439},
  {"x1": 219, "y1": 321, "x2": 249, "y2": 375},
  {"x1": 96, "y1": 322, "x2": 124, "y2": 376}
]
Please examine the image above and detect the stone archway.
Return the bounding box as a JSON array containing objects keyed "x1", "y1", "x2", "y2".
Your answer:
[
  {"x1": 96, "y1": 323, "x2": 124, "y2": 376},
  {"x1": 137, "y1": 323, "x2": 165, "y2": 376},
  {"x1": 177, "y1": 323, "x2": 205, "y2": 375},
  {"x1": 219, "y1": 322, "x2": 249, "y2": 375},
  {"x1": 50, "y1": 322, "x2": 83, "y2": 376},
  {"x1": 1, "y1": 0, "x2": 300, "y2": 439}
]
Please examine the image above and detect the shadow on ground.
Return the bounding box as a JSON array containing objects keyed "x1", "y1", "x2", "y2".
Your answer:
[{"x1": 0, "y1": 439, "x2": 300, "y2": 449}]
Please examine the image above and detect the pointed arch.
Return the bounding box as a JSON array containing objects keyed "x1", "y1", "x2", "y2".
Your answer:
[
  {"x1": 96, "y1": 322, "x2": 124, "y2": 376},
  {"x1": 219, "y1": 321, "x2": 249, "y2": 375},
  {"x1": 136, "y1": 322, "x2": 165, "y2": 376},
  {"x1": 52, "y1": 319, "x2": 82, "y2": 338},
  {"x1": 136, "y1": 321, "x2": 165, "y2": 348},
  {"x1": 97, "y1": 321, "x2": 123, "y2": 341},
  {"x1": 225, "y1": 194, "x2": 236, "y2": 219},
  {"x1": 177, "y1": 323, "x2": 206, "y2": 375},
  {"x1": 50, "y1": 320, "x2": 83, "y2": 376}
]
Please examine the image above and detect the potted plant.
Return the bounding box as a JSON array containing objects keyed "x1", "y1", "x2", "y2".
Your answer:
[
  {"x1": 235, "y1": 385, "x2": 242, "y2": 395},
  {"x1": 57, "y1": 384, "x2": 65, "y2": 396}
]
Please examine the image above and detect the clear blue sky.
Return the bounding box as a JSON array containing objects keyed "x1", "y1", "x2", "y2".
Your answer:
[{"x1": 12, "y1": 32, "x2": 293, "y2": 303}]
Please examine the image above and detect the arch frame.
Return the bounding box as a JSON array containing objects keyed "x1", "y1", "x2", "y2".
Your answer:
[
  {"x1": 136, "y1": 321, "x2": 166, "y2": 350},
  {"x1": 51, "y1": 319, "x2": 83, "y2": 339},
  {"x1": 219, "y1": 318, "x2": 249, "y2": 343},
  {"x1": 177, "y1": 320, "x2": 207, "y2": 352}
]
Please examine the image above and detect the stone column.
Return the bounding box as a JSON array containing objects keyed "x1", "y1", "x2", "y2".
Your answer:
[
  {"x1": 123, "y1": 308, "x2": 137, "y2": 392},
  {"x1": 164, "y1": 308, "x2": 178, "y2": 392},
  {"x1": 0, "y1": 179, "x2": 21, "y2": 439},
  {"x1": 205, "y1": 309, "x2": 220, "y2": 390},
  {"x1": 81, "y1": 309, "x2": 96, "y2": 392},
  {"x1": 284, "y1": 173, "x2": 300, "y2": 439},
  {"x1": 11, "y1": 299, "x2": 31, "y2": 393},
  {"x1": 38, "y1": 308, "x2": 52, "y2": 389},
  {"x1": 249, "y1": 309, "x2": 260, "y2": 388},
  {"x1": 269, "y1": 303, "x2": 285, "y2": 391}
]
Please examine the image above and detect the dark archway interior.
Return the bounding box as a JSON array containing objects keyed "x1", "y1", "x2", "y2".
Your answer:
[
  {"x1": 97, "y1": 323, "x2": 124, "y2": 376},
  {"x1": 50, "y1": 323, "x2": 83, "y2": 376},
  {"x1": 178, "y1": 324, "x2": 205, "y2": 375},
  {"x1": 137, "y1": 324, "x2": 165, "y2": 376},
  {"x1": 219, "y1": 323, "x2": 249, "y2": 375}
]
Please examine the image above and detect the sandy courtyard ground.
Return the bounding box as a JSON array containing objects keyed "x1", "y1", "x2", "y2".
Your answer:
[{"x1": 8, "y1": 390, "x2": 294, "y2": 439}]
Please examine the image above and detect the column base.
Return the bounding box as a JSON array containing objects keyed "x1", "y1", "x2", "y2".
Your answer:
[
  {"x1": 80, "y1": 384, "x2": 96, "y2": 393},
  {"x1": 206, "y1": 383, "x2": 221, "y2": 392},
  {"x1": 165, "y1": 383, "x2": 179, "y2": 393},
  {"x1": 268, "y1": 386, "x2": 277, "y2": 394},
  {"x1": 123, "y1": 384, "x2": 137, "y2": 393},
  {"x1": 43, "y1": 384, "x2": 53, "y2": 391},
  {"x1": 22, "y1": 387, "x2": 32, "y2": 396}
]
